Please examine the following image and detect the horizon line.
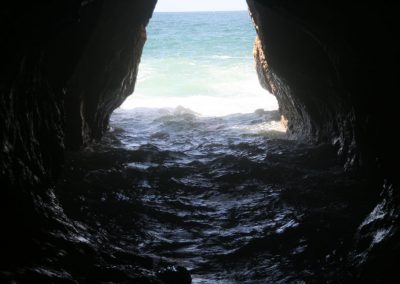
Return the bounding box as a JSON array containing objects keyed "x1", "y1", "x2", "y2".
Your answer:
[{"x1": 154, "y1": 9, "x2": 248, "y2": 13}]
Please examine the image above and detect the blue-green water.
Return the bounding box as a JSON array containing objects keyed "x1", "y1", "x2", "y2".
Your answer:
[{"x1": 120, "y1": 11, "x2": 278, "y2": 116}]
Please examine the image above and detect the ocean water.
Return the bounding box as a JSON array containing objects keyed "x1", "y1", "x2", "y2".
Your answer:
[
  {"x1": 119, "y1": 11, "x2": 278, "y2": 116},
  {"x1": 51, "y1": 11, "x2": 366, "y2": 284}
]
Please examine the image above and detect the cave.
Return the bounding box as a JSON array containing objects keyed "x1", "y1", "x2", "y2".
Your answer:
[{"x1": 1, "y1": 1, "x2": 399, "y2": 283}]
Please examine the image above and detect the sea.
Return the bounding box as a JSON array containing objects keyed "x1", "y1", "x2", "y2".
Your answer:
[
  {"x1": 118, "y1": 11, "x2": 279, "y2": 117},
  {"x1": 55, "y1": 11, "x2": 364, "y2": 284}
]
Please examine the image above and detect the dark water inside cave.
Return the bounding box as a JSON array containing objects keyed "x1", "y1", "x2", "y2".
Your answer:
[{"x1": 52, "y1": 108, "x2": 373, "y2": 283}]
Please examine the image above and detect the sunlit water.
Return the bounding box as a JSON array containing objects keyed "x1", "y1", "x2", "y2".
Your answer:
[
  {"x1": 120, "y1": 11, "x2": 278, "y2": 116},
  {"x1": 53, "y1": 11, "x2": 369, "y2": 284}
]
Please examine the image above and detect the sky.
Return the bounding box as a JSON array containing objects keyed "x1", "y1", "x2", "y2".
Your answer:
[{"x1": 154, "y1": 0, "x2": 248, "y2": 12}]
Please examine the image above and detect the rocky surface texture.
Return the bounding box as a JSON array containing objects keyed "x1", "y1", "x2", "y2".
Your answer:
[
  {"x1": 1, "y1": 0, "x2": 155, "y2": 191},
  {"x1": 0, "y1": 1, "x2": 173, "y2": 282},
  {"x1": 0, "y1": 0, "x2": 399, "y2": 282},
  {"x1": 248, "y1": 0, "x2": 399, "y2": 281}
]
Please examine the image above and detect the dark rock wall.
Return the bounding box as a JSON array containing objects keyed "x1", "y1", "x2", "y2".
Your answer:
[
  {"x1": 0, "y1": 0, "x2": 156, "y2": 269},
  {"x1": 248, "y1": 0, "x2": 398, "y2": 175},
  {"x1": 1, "y1": 0, "x2": 156, "y2": 193},
  {"x1": 65, "y1": 1, "x2": 155, "y2": 149},
  {"x1": 248, "y1": 0, "x2": 399, "y2": 280}
]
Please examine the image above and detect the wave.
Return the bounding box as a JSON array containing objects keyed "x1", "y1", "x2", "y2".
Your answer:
[{"x1": 120, "y1": 93, "x2": 278, "y2": 117}]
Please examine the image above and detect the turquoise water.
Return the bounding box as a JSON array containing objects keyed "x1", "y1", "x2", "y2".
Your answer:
[{"x1": 120, "y1": 11, "x2": 278, "y2": 116}]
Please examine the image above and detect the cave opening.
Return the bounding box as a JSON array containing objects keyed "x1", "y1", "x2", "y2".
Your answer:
[
  {"x1": 112, "y1": 5, "x2": 284, "y2": 145},
  {"x1": 119, "y1": 9, "x2": 279, "y2": 115},
  {"x1": 108, "y1": 3, "x2": 286, "y2": 170}
]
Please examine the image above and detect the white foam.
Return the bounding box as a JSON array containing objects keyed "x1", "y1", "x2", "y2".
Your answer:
[{"x1": 120, "y1": 92, "x2": 278, "y2": 117}]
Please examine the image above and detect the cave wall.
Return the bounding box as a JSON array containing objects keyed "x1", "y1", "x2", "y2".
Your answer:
[
  {"x1": 0, "y1": 1, "x2": 157, "y2": 261},
  {"x1": 248, "y1": 0, "x2": 399, "y2": 176},
  {"x1": 1, "y1": 0, "x2": 156, "y2": 195},
  {"x1": 248, "y1": 0, "x2": 399, "y2": 280},
  {"x1": 65, "y1": 1, "x2": 155, "y2": 149}
]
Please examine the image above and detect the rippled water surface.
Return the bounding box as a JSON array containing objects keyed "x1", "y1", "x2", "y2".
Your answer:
[{"x1": 55, "y1": 108, "x2": 371, "y2": 283}]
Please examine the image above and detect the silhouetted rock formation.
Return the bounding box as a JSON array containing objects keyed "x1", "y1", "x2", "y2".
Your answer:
[
  {"x1": 248, "y1": 0, "x2": 399, "y2": 281},
  {"x1": 1, "y1": 0, "x2": 156, "y2": 191},
  {"x1": 1, "y1": 1, "x2": 158, "y2": 282}
]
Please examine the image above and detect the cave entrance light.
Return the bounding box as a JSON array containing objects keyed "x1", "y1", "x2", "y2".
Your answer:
[{"x1": 118, "y1": 5, "x2": 280, "y2": 118}]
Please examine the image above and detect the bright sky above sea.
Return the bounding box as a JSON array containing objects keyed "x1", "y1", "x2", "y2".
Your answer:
[{"x1": 154, "y1": 0, "x2": 248, "y2": 12}]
